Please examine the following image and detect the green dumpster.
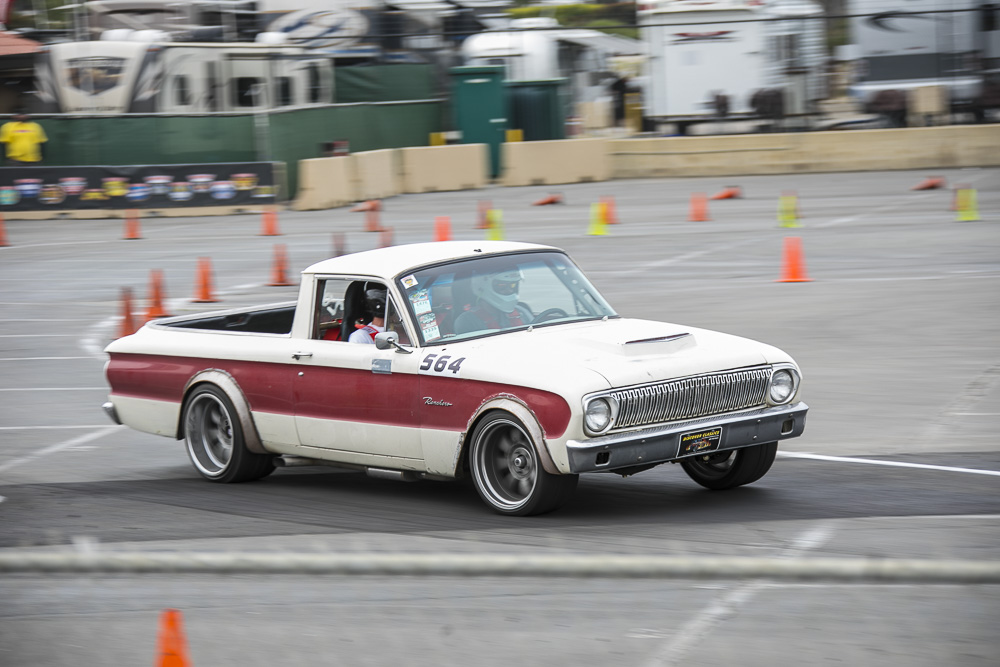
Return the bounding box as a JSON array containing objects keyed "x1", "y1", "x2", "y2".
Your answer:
[
  {"x1": 450, "y1": 66, "x2": 506, "y2": 178},
  {"x1": 506, "y1": 79, "x2": 568, "y2": 141}
]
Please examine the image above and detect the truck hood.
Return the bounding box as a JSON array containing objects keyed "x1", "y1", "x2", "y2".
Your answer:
[{"x1": 457, "y1": 317, "x2": 790, "y2": 391}]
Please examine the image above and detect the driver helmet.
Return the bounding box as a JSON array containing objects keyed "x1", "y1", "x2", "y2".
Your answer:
[
  {"x1": 365, "y1": 288, "x2": 387, "y2": 317},
  {"x1": 471, "y1": 269, "x2": 522, "y2": 313}
]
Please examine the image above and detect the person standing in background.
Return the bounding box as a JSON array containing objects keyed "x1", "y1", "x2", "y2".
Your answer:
[{"x1": 0, "y1": 113, "x2": 48, "y2": 165}]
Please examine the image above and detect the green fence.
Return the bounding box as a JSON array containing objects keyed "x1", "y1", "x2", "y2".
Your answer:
[{"x1": 35, "y1": 99, "x2": 444, "y2": 199}]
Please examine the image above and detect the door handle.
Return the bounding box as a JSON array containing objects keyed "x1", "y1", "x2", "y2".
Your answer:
[{"x1": 292, "y1": 351, "x2": 313, "y2": 360}]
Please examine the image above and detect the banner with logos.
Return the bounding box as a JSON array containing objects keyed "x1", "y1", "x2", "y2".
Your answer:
[{"x1": 0, "y1": 162, "x2": 278, "y2": 211}]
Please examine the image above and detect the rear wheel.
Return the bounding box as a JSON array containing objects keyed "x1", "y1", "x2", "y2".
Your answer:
[
  {"x1": 680, "y1": 442, "x2": 777, "y2": 490},
  {"x1": 469, "y1": 412, "x2": 577, "y2": 516},
  {"x1": 183, "y1": 385, "x2": 274, "y2": 483}
]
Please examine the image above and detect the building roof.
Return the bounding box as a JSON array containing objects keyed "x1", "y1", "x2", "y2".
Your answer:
[{"x1": 0, "y1": 31, "x2": 41, "y2": 57}]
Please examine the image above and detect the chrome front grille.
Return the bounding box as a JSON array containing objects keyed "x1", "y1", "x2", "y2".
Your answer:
[{"x1": 610, "y1": 366, "x2": 771, "y2": 429}]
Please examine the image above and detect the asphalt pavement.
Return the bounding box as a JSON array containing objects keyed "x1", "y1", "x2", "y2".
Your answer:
[{"x1": 0, "y1": 167, "x2": 998, "y2": 666}]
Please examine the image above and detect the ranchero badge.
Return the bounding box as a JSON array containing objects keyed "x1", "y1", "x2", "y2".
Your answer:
[{"x1": 678, "y1": 427, "x2": 723, "y2": 456}]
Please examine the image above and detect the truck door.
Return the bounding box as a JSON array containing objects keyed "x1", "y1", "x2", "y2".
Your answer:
[{"x1": 290, "y1": 278, "x2": 424, "y2": 465}]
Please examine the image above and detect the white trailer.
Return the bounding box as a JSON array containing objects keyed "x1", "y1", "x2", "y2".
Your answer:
[
  {"x1": 847, "y1": 0, "x2": 1000, "y2": 112},
  {"x1": 34, "y1": 31, "x2": 334, "y2": 114},
  {"x1": 461, "y1": 17, "x2": 644, "y2": 107},
  {"x1": 637, "y1": 0, "x2": 826, "y2": 129}
]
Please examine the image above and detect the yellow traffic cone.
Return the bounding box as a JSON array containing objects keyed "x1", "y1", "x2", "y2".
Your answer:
[
  {"x1": 588, "y1": 202, "x2": 607, "y2": 236},
  {"x1": 778, "y1": 192, "x2": 801, "y2": 228},
  {"x1": 955, "y1": 188, "x2": 980, "y2": 222},
  {"x1": 486, "y1": 209, "x2": 504, "y2": 241}
]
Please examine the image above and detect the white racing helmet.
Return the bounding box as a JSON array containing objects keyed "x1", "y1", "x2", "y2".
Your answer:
[{"x1": 471, "y1": 269, "x2": 522, "y2": 313}]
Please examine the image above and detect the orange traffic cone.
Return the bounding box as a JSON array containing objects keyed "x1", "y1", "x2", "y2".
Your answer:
[
  {"x1": 710, "y1": 186, "x2": 742, "y2": 200},
  {"x1": 192, "y1": 257, "x2": 218, "y2": 303},
  {"x1": 144, "y1": 269, "x2": 170, "y2": 320},
  {"x1": 532, "y1": 193, "x2": 563, "y2": 206},
  {"x1": 118, "y1": 287, "x2": 138, "y2": 338},
  {"x1": 350, "y1": 199, "x2": 380, "y2": 213},
  {"x1": 912, "y1": 176, "x2": 945, "y2": 191},
  {"x1": 332, "y1": 232, "x2": 347, "y2": 257},
  {"x1": 123, "y1": 209, "x2": 142, "y2": 240},
  {"x1": 777, "y1": 237, "x2": 812, "y2": 283},
  {"x1": 601, "y1": 195, "x2": 619, "y2": 224},
  {"x1": 365, "y1": 202, "x2": 384, "y2": 232},
  {"x1": 0, "y1": 213, "x2": 9, "y2": 247},
  {"x1": 689, "y1": 193, "x2": 710, "y2": 222},
  {"x1": 268, "y1": 244, "x2": 294, "y2": 286},
  {"x1": 155, "y1": 608, "x2": 191, "y2": 667},
  {"x1": 477, "y1": 200, "x2": 492, "y2": 229},
  {"x1": 379, "y1": 227, "x2": 394, "y2": 248},
  {"x1": 259, "y1": 206, "x2": 281, "y2": 236},
  {"x1": 434, "y1": 216, "x2": 452, "y2": 241}
]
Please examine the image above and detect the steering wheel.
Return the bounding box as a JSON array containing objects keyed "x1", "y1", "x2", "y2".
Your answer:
[{"x1": 532, "y1": 308, "x2": 569, "y2": 324}]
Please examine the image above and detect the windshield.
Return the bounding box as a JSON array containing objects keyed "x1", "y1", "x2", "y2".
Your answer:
[{"x1": 397, "y1": 251, "x2": 617, "y2": 345}]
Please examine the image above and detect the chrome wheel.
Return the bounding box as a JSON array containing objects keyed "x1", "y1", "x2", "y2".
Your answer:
[
  {"x1": 186, "y1": 391, "x2": 234, "y2": 477},
  {"x1": 469, "y1": 412, "x2": 578, "y2": 516},
  {"x1": 474, "y1": 418, "x2": 538, "y2": 511},
  {"x1": 183, "y1": 385, "x2": 275, "y2": 483}
]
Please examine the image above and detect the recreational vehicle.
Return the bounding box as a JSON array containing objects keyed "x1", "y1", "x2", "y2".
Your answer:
[
  {"x1": 34, "y1": 31, "x2": 334, "y2": 114},
  {"x1": 637, "y1": 0, "x2": 826, "y2": 130}
]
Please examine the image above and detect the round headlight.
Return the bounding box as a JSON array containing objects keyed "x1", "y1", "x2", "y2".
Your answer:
[
  {"x1": 769, "y1": 369, "x2": 796, "y2": 404},
  {"x1": 584, "y1": 398, "x2": 612, "y2": 433}
]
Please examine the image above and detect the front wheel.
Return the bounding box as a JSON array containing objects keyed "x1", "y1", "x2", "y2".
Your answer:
[
  {"x1": 183, "y1": 385, "x2": 274, "y2": 483},
  {"x1": 469, "y1": 412, "x2": 577, "y2": 516},
  {"x1": 680, "y1": 442, "x2": 777, "y2": 490}
]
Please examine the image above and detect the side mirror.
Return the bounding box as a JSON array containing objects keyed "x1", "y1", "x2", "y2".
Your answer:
[{"x1": 374, "y1": 330, "x2": 412, "y2": 354}]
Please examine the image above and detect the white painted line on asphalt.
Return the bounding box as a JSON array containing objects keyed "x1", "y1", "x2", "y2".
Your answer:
[
  {"x1": 0, "y1": 334, "x2": 82, "y2": 338},
  {"x1": 641, "y1": 521, "x2": 835, "y2": 667},
  {"x1": 0, "y1": 425, "x2": 122, "y2": 475},
  {"x1": 0, "y1": 425, "x2": 113, "y2": 430},
  {"x1": 0, "y1": 356, "x2": 94, "y2": 361},
  {"x1": 0, "y1": 387, "x2": 105, "y2": 391},
  {"x1": 778, "y1": 451, "x2": 1000, "y2": 477}
]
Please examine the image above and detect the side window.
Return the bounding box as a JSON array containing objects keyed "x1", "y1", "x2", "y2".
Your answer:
[
  {"x1": 314, "y1": 278, "x2": 350, "y2": 341},
  {"x1": 174, "y1": 75, "x2": 190, "y2": 106},
  {"x1": 234, "y1": 77, "x2": 262, "y2": 107}
]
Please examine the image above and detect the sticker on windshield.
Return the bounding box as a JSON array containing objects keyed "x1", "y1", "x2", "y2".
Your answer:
[
  {"x1": 401, "y1": 274, "x2": 418, "y2": 289},
  {"x1": 418, "y1": 312, "x2": 440, "y2": 342},
  {"x1": 409, "y1": 288, "x2": 431, "y2": 315}
]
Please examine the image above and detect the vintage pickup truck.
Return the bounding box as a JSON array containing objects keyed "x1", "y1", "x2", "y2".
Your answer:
[{"x1": 103, "y1": 240, "x2": 808, "y2": 515}]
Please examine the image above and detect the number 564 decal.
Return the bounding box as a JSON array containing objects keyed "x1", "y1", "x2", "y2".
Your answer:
[{"x1": 419, "y1": 353, "x2": 466, "y2": 375}]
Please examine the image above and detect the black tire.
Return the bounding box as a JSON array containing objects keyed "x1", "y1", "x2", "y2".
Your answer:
[
  {"x1": 680, "y1": 442, "x2": 777, "y2": 490},
  {"x1": 183, "y1": 385, "x2": 275, "y2": 483},
  {"x1": 469, "y1": 412, "x2": 578, "y2": 516}
]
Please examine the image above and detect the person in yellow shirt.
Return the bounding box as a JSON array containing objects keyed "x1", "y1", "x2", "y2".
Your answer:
[{"x1": 0, "y1": 113, "x2": 48, "y2": 165}]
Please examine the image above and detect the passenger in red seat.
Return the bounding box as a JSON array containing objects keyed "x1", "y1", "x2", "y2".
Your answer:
[{"x1": 349, "y1": 289, "x2": 387, "y2": 344}]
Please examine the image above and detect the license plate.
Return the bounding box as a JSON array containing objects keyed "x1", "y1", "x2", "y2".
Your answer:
[{"x1": 678, "y1": 427, "x2": 723, "y2": 456}]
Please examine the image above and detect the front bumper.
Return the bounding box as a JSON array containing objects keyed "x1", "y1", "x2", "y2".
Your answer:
[{"x1": 565, "y1": 402, "x2": 808, "y2": 474}]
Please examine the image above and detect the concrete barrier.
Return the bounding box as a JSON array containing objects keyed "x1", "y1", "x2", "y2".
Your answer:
[
  {"x1": 501, "y1": 138, "x2": 610, "y2": 187},
  {"x1": 292, "y1": 156, "x2": 357, "y2": 211},
  {"x1": 399, "y1": 144, "x2": 489, "y2": 193},
  {"x1": 608, "y1": 125, "x2": 1000, "y2": 179},
  {"x1": 354, "y1": 149, "x2": 401, "y2": 201}
]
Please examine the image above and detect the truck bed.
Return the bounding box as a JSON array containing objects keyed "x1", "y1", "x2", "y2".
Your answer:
[{"x1": 157, "y1": 302, "x2": 297, "y2": 335}]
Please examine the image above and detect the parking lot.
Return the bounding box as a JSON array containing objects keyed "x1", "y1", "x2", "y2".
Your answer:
[{"x1": 1, "y1": 168, "x2": 998, "y2": 666}]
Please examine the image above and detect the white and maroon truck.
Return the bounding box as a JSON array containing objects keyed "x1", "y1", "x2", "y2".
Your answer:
[{"x1": 103, "y1": 240, "x2": 808, "y2": 515}]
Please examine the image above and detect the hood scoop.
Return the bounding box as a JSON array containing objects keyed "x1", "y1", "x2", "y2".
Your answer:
[{"x1": 620, "y1": 331, "x2": 695, "y2": 356}]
